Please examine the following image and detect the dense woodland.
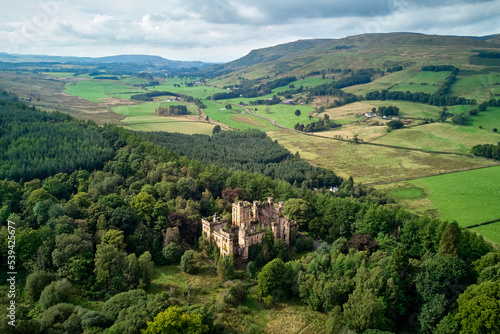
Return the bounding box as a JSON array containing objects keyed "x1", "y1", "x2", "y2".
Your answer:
[
  {"x1": 138, "y1": 129, "x2": 342, "y2": 188},
  {"x1": 1, "y1": 88, "x2": 500, "y2": 334}
]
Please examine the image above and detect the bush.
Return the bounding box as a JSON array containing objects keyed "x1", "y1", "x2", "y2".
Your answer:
[
  {"x1": 162, "y1": 242, "x2": 184, "y2": 265},
  {"x1": 180, "y1": 250, "x2": 200, "y2": 275}
]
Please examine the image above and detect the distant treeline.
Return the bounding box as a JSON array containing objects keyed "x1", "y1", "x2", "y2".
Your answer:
[
  {"x1": 476, "y1": 51, "x2": 500, "y2": 58},
  {"x1": 421, "y1": 65, "x2": 456, "y2": 72},
  {"x1": 138, "y1": 129, "x2": 343, "y2": 188},
  {"x1": 294, "y1": 119, "x2": 342, "y2": 132},
  {"x1": 211, "y1": 76, "x2": 296, "y2": 100},
  {"x1": 155, "y1": 105, "x2": 189, "y2": 116},
  {"x1": 131, "y1": 91, "x2": 181, "y2": 101}
]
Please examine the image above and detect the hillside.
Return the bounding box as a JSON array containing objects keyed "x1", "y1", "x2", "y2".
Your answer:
[{"x1": 209, "y1": 32, "x2": 500, "y2": 82}]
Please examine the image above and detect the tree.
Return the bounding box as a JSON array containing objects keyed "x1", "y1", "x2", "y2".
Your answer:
[
  {"x1": 163, "y1": 242, "x2": 184, "y2": 264},
  {"x1": 212, "y1": 125, "x2": 221, "y2": 135},
  {"x1": 343, "y1": 288, "x2": 387, "y2": 333},
  {"x1": 247, "y1": 261, "x2": 258, "y2": 279},
  {"x1": 455, "y1": 281, "x2": 500, "y2": 333},
  {"x1": 295, "y1": 109, "x2": 301, "y2": 117},
  {"x1": 284, "y1": 198, "x2": 313, "y2": 229},
  {"x1": 38, "y1": 279, "x2": 72, "y2": 309},
  {"x1": 387, "y1": 120, "x2": 404, "y2": 130},
  {"x1": 274, "y1": 239, "x2": 289, "y2": 262},
  {"x1": 494, "y1": 128, "x2": 498, "y2": 133},
  {"x1": 142, "y1": 306, "x2": 208, "y2": 334},
  {"x1": 439, "y1": 221, "x2": 461, "y2": 257},
  {"x1": 25, "y1": 270, "x2": 53, "y2": 302},
  {"x1": 217, "y1": 255, "x2": 235, "y2": 281},
  {"x1": 132, "y1": 191, "x2": 156, "y2": 222},
  {"x1": 225, "y1": 104, "x2": 232, "y2": 109},
  {"x1": 257, "y1": 258, "x2": 286, "y2": 298},
  {"x1": 180, "y1": 250, "x2": 200, "y2": 275}
]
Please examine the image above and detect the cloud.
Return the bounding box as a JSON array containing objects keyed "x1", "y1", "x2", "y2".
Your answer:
[{"x1": 0, "y1": 0, "x2": 499, "y2": 61}]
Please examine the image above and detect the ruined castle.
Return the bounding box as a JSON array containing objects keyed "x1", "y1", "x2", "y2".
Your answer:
[{"x1": 201, "y1": 198, "x2": 297, "y2": 259}]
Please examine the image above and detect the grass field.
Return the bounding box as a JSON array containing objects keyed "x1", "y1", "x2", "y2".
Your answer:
[
  {"x1": 147, "y1": 77, "x2": 227, "y2": 99},
  {"x1": 203, "y1": 100, "x2": 275, "y2": 131},
  {"x1": 408, "y1": 166, "x2": 500, "y2": 227},
  {"x1": 469, "y1": 106, "x2": 500, "y2": 132},
  {"x1": 342, "y1": 70, "x2": 415, "y2": 95},
  {"x1": 268, "y1": 129, "x2": 497, "y2": 184},
  {"x1": 64, "y1": 79, "x2": 143, "y2": 102},
  {"x1": 360, "y1": 100, "x2": 442, "y2": 119},
  {"x1": 248, "y1": 104, "x2": 316, "y2": 128},
  {"x1": 372, "y1": 122, "x2": 500, "y2": 153},
  {"x1": 472, "y1": 222, "x2": 500, "y2": 246},
  {"x1": 390, "y1": 71, "x2": 451, "y2": 94},
  {"x1": 452, "y1": 72, "x2": 500, "y2": 102}
]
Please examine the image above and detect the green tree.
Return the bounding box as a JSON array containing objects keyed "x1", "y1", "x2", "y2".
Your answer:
[
  {"x1": 257, "y1": 258, "x2": 286, "y2": 297},
  {"x1": 38, "y1": 279, "x2": 72, "y2": 309},
  {"x1": 284, "y1": 198, "x2": 313, "y2": 229},
  {"x1": 224, "y1": 281, "x2": 247, "y2": 306},
  {"x1": 162, "y1": 242, "x2": 184, "y2": 264},
  {"x1": 439, "y1": 221, "x2": 461, "y2": 257},
  {"x1": 212, "y1": 125, "x2": 221, "y2": 135},
  {"x1": 295, "y1": 109, "x2": 301, "y2": 116},
  {"x1": 274, "y1": 239, "x2": 289, "y2": 262},
  {"x1": 217, "y1": 255, "x2": 235, "y2": 281},
  {"x1": 180, "y1": 250, "x2": 200, "y2": 275},
  {"x1": 25, "y1": 270, "x2": 53, "y2": 302},
  {"x1": 247, "y1": 261, "x2": 258, "y2": 279},
  {"x1": 455, "y1": 281, "x2": 500, "y2": 333},
  {"x1": 142, "y1": 306, "x2": 208, "y2": 334},
  {"x1": 132, "y1": 191, "x2": 156, "y2": 222},
  {"x1": 343, "y1": 288, "x2": 387, "y2": 333},
  {"x1": 387, "y1": 120, "x2": 404, "y2": 130}
]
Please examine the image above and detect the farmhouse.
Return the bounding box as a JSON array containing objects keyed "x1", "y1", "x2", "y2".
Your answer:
[{"x1": 202, "y1": 198, "x2": 297, "y2": 259}]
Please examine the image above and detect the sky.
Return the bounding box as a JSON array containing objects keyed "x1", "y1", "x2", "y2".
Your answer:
[{"x1": 0, "y1": 0, "x2": 499, "y2": 63}]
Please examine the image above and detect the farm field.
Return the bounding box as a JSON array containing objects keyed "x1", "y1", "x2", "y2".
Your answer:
[
  {"x1": 267, "y1": 129, "x2": 497, "y2": 183},
  {"x1": 372, "y1": 122, "x2": 500, "y2": 153},
  {"x1": 472, "y1": 222, "x2": 500, "y2": 246},
  {"x1": 341, "y1": 70, "x2": 416, "y2": 95},
  {"x1": 64, "y1": 79, "x2": 143, "y2": 102},
  {"x1": 146, "y1": 78, "x2": 228, "y2": 99},
  {"x1": 359, "y1": 100, "x2": 442, "y2": 119},
  {"x1": 390, "y1": 70, "x2": 450, "y2": 94},
  {"x1": 451, "y1": 71, "x2": 500, "y2": 102},
  {"x1": 203, "y1": 100, "x2": 275, "y2": 131},
  {"x1": 468, "y1": 106, "x2": 500, "y2": 132},
  {"x1": 407, "y1": 166, "x2": 500, "y2": 228},
  {"x1": 245, "y1": 103, "x2": 317, "y2": 128}
]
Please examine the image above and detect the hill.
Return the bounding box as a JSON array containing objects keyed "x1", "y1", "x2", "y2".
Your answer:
[
  {"x1": 208, "y1": 32, "x2": 500, "y2": 82},
  {"x1": 0, "y1": 52, "x2": 213, "y2": 69}
]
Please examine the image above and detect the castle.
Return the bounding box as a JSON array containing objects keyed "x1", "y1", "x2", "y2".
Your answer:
[{"x1": 202, "y1": 197, "x2": 297, "y2": 259}]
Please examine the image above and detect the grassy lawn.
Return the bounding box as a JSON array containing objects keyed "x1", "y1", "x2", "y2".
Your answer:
[
  {"x1": 409, "y1": 166, "x2": 500, "y2": 227},
  {"x1": 372, "y1": 122, "x2": 500, "y2": 153},
  {"x1": 267, "y1": 129, "x2": 497, "y2": 184}
]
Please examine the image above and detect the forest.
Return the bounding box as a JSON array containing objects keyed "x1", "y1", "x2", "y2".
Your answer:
[{"x1": 0, "y1": 97, "x2": 499, "y2": 334}]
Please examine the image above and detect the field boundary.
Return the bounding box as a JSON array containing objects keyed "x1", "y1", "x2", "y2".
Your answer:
[{"x1": 465, "y1": 218, "x2": 500, "y2": 229}]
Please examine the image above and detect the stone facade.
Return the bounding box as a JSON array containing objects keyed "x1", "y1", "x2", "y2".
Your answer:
[{"x1": 202, "y1": 197, "x2": 297, "y2": 259}]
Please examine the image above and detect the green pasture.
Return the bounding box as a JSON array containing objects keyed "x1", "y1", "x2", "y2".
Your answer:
[
  {"x1": 451, "y1": 72, "x2": 500, "y2": 102},
  {"x1": 360, "y1": 100, "x2": 441, "y2": 119},
  {"x1": 64, "y1": 79, "x2": 143, "y2": 102},
  {"x1": 202, "y1": 100, "x2": 275, "y2": 131},
  {"x1": 390, "y1": 71, "x2": 450, "y2": 94},
  {"x1": 342, "y1": 70, "x2": 415, "y2": 95},
  {"x1": 43, "y1": 72, "x2": 75, "y2": 78},
  {"x1": 146, "y1": 78, "x2": 226, "y2": 99},
  {"x1": 246, "y1": 103, "x2": 317, "y2": 129},
  {"x1": 409, "y1": 166, "x2": 500, "y2": 227},
  {"x1": 472, "y1": 222, "x2": 500, "y2": 246},
  {"x1": 372, "y1": 122, "x2": 500, "y2": 153},
  {"x1": 468, "y1": 107, "x2": 500, "y2": 132}
]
